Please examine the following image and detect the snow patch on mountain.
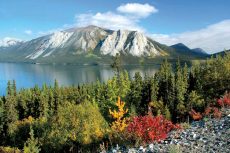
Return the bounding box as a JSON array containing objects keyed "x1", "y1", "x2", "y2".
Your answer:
[
  {"x1": 100, "y1": 30, "x2": 130, "y2": 55},
  {"x1": 0, "y1": 37, "x2": 22, "y2": 47},
  {"x1": 49, "y1": 31, "x2": 73, "y2": 48},
  {"x1": 68, "y1": 26, "x2": 108, "y2": 53},
  {"x1": 26, "y1": 31, "x2": 73, "y2": 59},
  {"x1": 100, "y1": 30, "x2": 160, "y2": 56}
]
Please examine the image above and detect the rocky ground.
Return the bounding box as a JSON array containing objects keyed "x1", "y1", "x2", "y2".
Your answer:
[{"x1": 107, "y1": 109, "x2": 230, "y2": 153}]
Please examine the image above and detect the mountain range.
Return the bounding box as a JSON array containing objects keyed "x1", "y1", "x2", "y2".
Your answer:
[{"x1": 0, "y1": 25, "x2": 210, "y2": 65}]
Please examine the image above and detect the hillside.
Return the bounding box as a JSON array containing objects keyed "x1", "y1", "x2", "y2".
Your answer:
[{"x1": 0, "y1": 26, "x2": 208, "y2": 65}]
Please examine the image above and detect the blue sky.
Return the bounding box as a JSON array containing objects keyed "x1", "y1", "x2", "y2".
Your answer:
[{"x1": 0, "y1": 0, "x2": 230, "y2": 53}]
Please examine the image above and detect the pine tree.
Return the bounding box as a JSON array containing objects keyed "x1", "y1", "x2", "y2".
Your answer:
[
  {"x1": 5, "y1": 82, "x2": 18, "y2": 127},
  {"x1": 155, "y1": 59, "x2": 175, "y2": 110},
  {"x1": 164, "y1": 105, "x2": 171, "y2": 120},
  {"x1": 0, "y1": 98, "x2": 4, "y2": 135},
  {"x1": 187, "y1": 90, "x2": 204, "y2": 111},
  {"x1": 127, "y1": 72, "x2": 142, "y2": 114},
  {"x1": 111, "y1": 53, "x2": 122, "y2": 80},
  {"x1": 7, "y1": 81, "x2": 12, "y2": 96},
  {"x1": 23, "y1": 126, "x2": 41, "y2": 153},
  {"x1": 119, "y1": 71, "x2": 130, "y2": 99},
  {"x1": 12, "y1": 80, "x2": 17, "y2": 97},
  {"x1": 175, "y1": 59, "x2": 187, "y2": 121},
  {"x1": 53, "y1": 79, "x2": 60, "y2": 113},
  {"x1": 150, "y1": 76, "x2": 159, "y2": 102}
]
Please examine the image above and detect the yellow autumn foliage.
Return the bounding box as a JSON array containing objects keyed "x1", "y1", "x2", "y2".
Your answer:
[{"x1": 109, "y1": 97, "x2": 128, "y2": 132}]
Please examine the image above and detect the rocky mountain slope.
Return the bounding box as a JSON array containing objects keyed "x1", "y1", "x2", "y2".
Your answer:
[{"x1": 0, "y1": 26, "x2": 208, "y2": 64}]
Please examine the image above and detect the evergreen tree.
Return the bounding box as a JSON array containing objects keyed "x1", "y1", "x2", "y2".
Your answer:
[
  {"x1": 155, "y1": 59, "x2": 175, "y2": 110},
  {"x1": 187, "y1": 90, "x2": 204, "y2": 112},
  {"x1": 111, "y1": 53, "x2": 122, "y2": 79},
  {"x1": 0, "y1": 98, "x2": 4, "y2": 135},
  {"x1": 164, "y1": 105, "x2": 171, "y2": 120},
  {"x1": 127, "y1": 72, "x2": 143, "y2": 114},
  {"x1": 175, "y1": 59, "x2": 187, "y2": 121},
  {"x1": 53, "y1": 79, "x2": 60, "y2": 112},
  {"x1": 150, "y1": 76, "x2": 159, "y2": 102},
  {"x1": 4, "y1": 82, "x2": 18, "y2": 128},
  {"x1": 7, "y1": 81, "x2": 12, "y2": 96},
  {"x1": 140, "y1": 75, "x2": 152, "y2": 114},
  {"x1": 12, "y1": 80, "x2": 17, "y2": 97},
  {"x1": 23, "y1": 126, "x2": 41, "y2": 153},
  {"x1": 119, "y1": 71, "x2": 130, "y2": 99}
]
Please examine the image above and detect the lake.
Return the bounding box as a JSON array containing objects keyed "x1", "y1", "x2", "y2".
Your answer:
[{"x1": 0, "y1": 63, "x2": 160, "y2": 95}]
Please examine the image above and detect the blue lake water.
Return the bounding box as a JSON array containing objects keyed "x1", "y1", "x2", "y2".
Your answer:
[{"x1": 0, "y1": 63, "x2": 159, "y2": 95}]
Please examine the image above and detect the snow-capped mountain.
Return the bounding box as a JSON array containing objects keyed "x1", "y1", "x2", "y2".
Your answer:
[
  {"x1": 100, "y1": 30, "x2": 162, "y2": 56},
  {"x1": 0, "y1": 25, "x2": 207, "y2": 64},
  {"x1": 0, "y1": 37, "x2": 22, "y2": 47},
  {"x1": 24, "y1": 26, "x2": 110, "y2": 59}
]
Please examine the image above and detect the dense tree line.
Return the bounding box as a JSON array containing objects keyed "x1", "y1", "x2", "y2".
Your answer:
[{"x1": 0, "y1": 52, "x2": 229, "y2": 152}]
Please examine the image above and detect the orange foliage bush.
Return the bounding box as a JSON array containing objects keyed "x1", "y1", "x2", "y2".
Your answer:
[{"x1": 189, "y1": 109, "x2": 202, "y2": 120}]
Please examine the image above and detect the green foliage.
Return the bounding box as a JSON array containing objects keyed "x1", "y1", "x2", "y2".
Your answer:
[
  {"x1": 23, "y1": 127, "x2": 41, "y2": 153},
  {"x1": 180, "y1": 122, "x2": 191, "y2": 129},
  {"x1": 194, "y1": 53, "x2": 230, "y2": 100},
  {"x1": 175, "y1": 59, "x2": 187, "y2": 117},
  {"x1": 45, "y1": 100, "x2": 108, "y2": 151},
  {"x1": 127, "y1": 72, "x2": 143, "y2": 113},
  {"x1": 0, "y1": 98, "x2": 4, "y2": 127},
  {"x1": 0, "y1": 53, "x2": 229, "y2": 151},
  {"x1": 164, "y1": 105, "x2": 171, "y2": 120},
  {"x1": 187, "y1": 91, "x2": 204, "y2": 111},
  {"x1": 155, "y1": 59, "x2": 175, "y2": 113},
  {"x1": 0, "y1": 146, "x2": 21, "y2": 153}
]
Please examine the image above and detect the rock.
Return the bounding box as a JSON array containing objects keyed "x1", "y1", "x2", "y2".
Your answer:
[{"x1": 148, "y1": 144, "x2": 154, "y2": 151}]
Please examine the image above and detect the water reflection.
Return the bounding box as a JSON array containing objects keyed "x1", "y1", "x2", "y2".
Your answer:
[{"x1": 0, "y1": 63, "x2": 159, "y2": 95}]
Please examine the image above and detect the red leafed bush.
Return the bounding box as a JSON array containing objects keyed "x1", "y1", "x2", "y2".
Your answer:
[
  {"x1": 204, "y1": 107, "x2": 212, "y2": 116},
  {"x1": 217, "y1": 92, "x2": 230, "y2": 107},
  {"x1": 213, "y1": 107, "x2": 222, "y2": 119},
  {"x1": 126, "y1": 115, "x2": 180, "y2": 144},
  {"x1": 204, "y1": 106, "x2": 222, "y2": 119}
]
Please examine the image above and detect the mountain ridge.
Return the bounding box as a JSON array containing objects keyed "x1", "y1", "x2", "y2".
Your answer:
[{"x1": 0, "y1": 25, "x2": 208, "y2": 64}]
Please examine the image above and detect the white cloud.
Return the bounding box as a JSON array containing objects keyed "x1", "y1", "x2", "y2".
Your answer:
[
  {"x1": 117, "y1": 3, "x2": 158, "y2": 18},
  {"x1": 75, "y1": 12, "x2": 145, "y2": 32},
  {"x1": 151, "y1": 20, "x2": 230, "y2": 53},
  {"x1": 24, "y1": 30, "x2": 32, "y2": 35},
  {"x1": 75, "y1": 3, "x2": 157, "y2": 32}
]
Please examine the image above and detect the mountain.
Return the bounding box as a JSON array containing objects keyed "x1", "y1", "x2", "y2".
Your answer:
[
  {"x1": 211, "y1": 49, "x2": 230, "y2": 57},
  {"x1": 170, "y1": 43, "x2": 208, "y2": 58},
  {"x1": 0, "y1": 26, "x2": 207, "y2": 65},
  {"x1": 0, "y1": 37, "x2": 22, "y2": 48},
  {"x1": 191, "y1": 48, "x2": 207, "y2": 55}
]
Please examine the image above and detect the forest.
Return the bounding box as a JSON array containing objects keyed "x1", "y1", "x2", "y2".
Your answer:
[{"x1": 0, "y1": 52, "x2": 229, "y2": 152}]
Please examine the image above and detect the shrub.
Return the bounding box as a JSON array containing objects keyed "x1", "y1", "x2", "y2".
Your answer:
[
  {"x1": 180, "y1": 122, "x2": 191, "y2": 129},
  {"x1": 0, "y1": 146, "x2": 21, "y2": 153},
  {"x1": 126, "y1": 115, "x2": 180, "y2": 145},
  {"x1": 189, "y1": 109, "x2": 202, "y2": 120},
  {"x1": 217, "y1": 92, "x2": 230, "y2": 107}
]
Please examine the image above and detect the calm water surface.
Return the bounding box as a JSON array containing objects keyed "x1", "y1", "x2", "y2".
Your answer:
[{"x1": 0, "y1": 63, "x2": 160, "y2": 95}]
